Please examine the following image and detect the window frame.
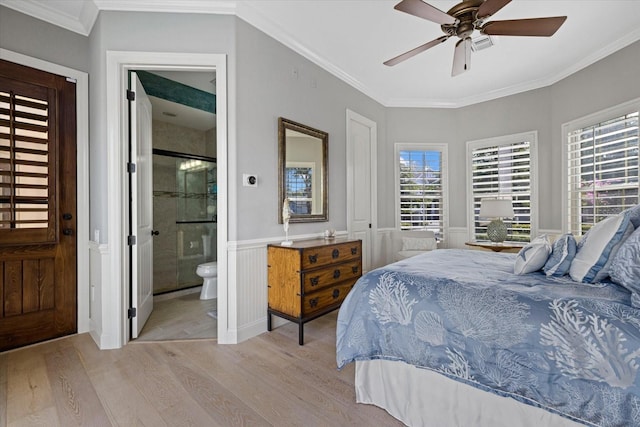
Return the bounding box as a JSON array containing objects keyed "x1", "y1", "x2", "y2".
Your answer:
[
  {"x1": 284, "y1": 161, "x2": 317, "y2": 215},
  {"x1": 466, "y1": 131, "x2": 539, "y2": 243},
  {"x1": 394, "y1": 142, "x2": 449, "y2": 243},
  {"x1": 562, "y1": 98, "x2": 640, "y2": 235}
]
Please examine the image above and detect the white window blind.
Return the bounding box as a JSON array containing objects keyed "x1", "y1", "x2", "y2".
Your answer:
[
  {"x1": 470, "y1": 139, "x2": 533, "y2": 242},
  {"x1": 567, "y1": 111, "x2": 639, "y2": 235},
  {"x1": 398, "y1": 148, "x2": 444, "y2": 238}
]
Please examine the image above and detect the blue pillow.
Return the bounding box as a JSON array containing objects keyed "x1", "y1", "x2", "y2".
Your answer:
[
  {"x1": 543, "y1": 233, "x2": 577, "y2": 277},
  {"x1": 609, "y1": 226, "x2": 640, "y2": 305},
  {"x1": 569, "y1": 212, "x2": 634, "y2": 283}
]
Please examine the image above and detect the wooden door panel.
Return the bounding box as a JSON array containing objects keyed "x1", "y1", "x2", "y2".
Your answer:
[
  {"x1": 0, "y1": 59, "x2": 76, "y2": 351},
  {"x1": 22, "y1": 258, "x2": 55, "y2": 313},
  {"x1": 3, "y1": 261, "x2": 22, "y2": 317}
]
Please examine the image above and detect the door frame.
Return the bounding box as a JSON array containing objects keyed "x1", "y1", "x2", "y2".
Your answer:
[
  {"x1": 0, "y1": 48, "x2": 90, "y2": 335},
  {"x1": 346, "y1": 109, "x2": 377, "y2": 270},
  {"x1": 106, "y1": 51, "x2": 229, "y2": 346}
]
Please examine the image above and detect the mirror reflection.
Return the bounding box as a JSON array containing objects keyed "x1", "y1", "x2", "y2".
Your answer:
[{"x1": 278, "y1": 118, "x2": 328, "y2": 223}]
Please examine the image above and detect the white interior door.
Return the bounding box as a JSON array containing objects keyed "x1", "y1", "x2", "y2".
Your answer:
[
  {"x1": 346, "y1": 110, "x2": 377, "y2": 273},
  {"x1": 130, "y1": 72, "x2": 154, "y2": 338}
]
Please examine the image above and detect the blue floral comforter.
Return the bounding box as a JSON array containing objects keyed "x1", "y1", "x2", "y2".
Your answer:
[{"x1": 336, "y1": 249, "x2": 640, "y2": 427}]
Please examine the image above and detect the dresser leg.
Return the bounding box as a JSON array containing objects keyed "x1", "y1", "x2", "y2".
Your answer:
[
  {"x1": 299, "y1": 323, "x2": 304, "y2": 345},
  {"x1": 267, "y1": 312, "x2": 272, "y2": 331}
]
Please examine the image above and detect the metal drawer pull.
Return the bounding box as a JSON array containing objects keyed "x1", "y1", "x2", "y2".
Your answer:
[
  {"x1": 63, "y1": 228, "x2": 74, "y2": 236},
  {"x1": 309, "y1": 298, "x2": 318, "y2": 308},
  {"x1": 308, "y1": 254, "x2": 318, "y2": 263},
  {"x1": 332, "y1": 289, "x2": 340, "y2": 299},
  {"x1": 332, "y1": 249, "x2": 339, "y2": 259},
  {"x1": 333, "y1": 270, "x2": 341, "y2": 279},
  {"x1": 351, "y1": 247, "x2": 358, "y2": 255},
  {"x1": 310, "y1": 276, "x2": 320, "y2": 286},
  {"x1": 352, "y1": 266, "x2": 359, "y2": 274}
]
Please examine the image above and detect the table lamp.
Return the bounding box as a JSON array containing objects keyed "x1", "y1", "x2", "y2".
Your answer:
[{"x1": 479, "y1": 197, "x2": 514, "y2": 243}]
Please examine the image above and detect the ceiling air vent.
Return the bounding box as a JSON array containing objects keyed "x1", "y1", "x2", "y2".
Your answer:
[{"x1": 471, "y1": 35, "x2": 494, "y2": 52}]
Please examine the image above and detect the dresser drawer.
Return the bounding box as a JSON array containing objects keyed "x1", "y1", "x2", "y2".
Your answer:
[
  {"x1": 300, "y1": 241, "x2": 361, "y2": 269},
  {"x1": 301, "y1": 260, "x2": 361, "y2": 293},
  {"x1": 302, "y1": 280, "x2": 356, "y2": 316}
]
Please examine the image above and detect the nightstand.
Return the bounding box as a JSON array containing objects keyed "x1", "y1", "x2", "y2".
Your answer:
[{"x1": 465, "y1": 241, "x2": 525, "y2": 252}]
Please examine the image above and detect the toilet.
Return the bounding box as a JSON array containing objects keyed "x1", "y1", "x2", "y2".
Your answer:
[{"x1": 196, "y1": 261, "x2": 218, "y2": 300}]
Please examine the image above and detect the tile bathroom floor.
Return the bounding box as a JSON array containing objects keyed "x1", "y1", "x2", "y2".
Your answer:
[{"x1": 135, "y1": 288, "x2": 217, "y2": 341}]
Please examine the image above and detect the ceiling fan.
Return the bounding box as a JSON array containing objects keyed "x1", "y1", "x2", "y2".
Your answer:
[{"x1": 384, "y1": 0, "x2": 567, "y2": 76}]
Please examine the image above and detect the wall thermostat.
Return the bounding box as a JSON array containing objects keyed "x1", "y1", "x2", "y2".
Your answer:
[{"x1": 243, "y1": 174, "x2": 258, "y2": 187}]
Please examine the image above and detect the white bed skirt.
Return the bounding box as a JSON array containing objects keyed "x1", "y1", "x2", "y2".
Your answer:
[{"x1": 355, "y1": 360, "x2": 585, "y2": 427}]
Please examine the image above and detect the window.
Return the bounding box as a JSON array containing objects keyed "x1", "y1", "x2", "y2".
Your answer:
[
  {"x1": 395, "y1": 144, "x2": 447, "y2": 240},
  {"x1": 468, "y1": 132, "x2": 537, "y2": 243},
  {"x1": 0, "y1": 76, "x2": 57, "y2": 244},
  {"x1": 565, "y1": 102, "x2": 639, "y2": 235},
  {"x1": 285, "y1": 162, "x2": 315, "y2": 215}
]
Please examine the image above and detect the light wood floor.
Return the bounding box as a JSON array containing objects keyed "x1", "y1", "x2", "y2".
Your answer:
[
  {"x1": 136, "y1": 290, "x2": 217, "y2": 341},
  {"x1": 0, "y1": 311, "x2": 403, "y2": 427}
]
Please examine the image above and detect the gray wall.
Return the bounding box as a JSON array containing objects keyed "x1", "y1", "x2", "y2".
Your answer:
[
  {"x1": 234, "y1": 18, "x2": 386, "y2": 240},
  {"x1": 384, "y1": 40, "x2": 640, "y2": 232},
  {"x1": 0, "y1": 6, "x2": 89, "y2": 73}
]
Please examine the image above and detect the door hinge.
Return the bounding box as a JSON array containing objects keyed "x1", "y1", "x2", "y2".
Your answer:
[
  {"x1": 128, "y1": 235, "x2": 136, "y2": 246},
  {"x1": 369, "y1": 223, "x2": 372, "y2": 229},
  {"x1": 128, "y1": 307, "x2": 137, "y2": 319},
  {"x1": 126, "y1": 89, "x2": 135, "y2": 101},
  {"x1": 127, "y1": 162, "x2": 136, "y2": 173}
]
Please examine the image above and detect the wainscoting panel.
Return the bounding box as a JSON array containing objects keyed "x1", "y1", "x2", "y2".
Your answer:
[
  {"x1": 89, "y1": 241, "x2": 115, "y2": 349},
  {"x1": 446, "y1": 227, "x2": 470, "y2": 249},
  {"x1": 233, "y1": 242, "x2": 269, "y2": 342}
]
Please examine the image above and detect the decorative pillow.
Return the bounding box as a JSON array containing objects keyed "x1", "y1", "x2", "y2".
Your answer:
[
  {"x1": 514, "y1": 235, "x2": 551, "y2": 275},
  {"x1": 402, "y1": 237, "x2": 436, "y2": 251},
  {"x1": 543, "y1": 233, "x2": 577, "y2": 277},
  {"x1": 609, "y1": 226, "x2": 640, "y2": 304},
  {"x1": 569, "y1": 212, "x2": 634, "y2": 283}
]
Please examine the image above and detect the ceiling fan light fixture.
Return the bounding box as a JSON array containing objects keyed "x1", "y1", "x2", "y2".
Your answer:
[{"x1": 471, "y1": 34, "x2": 494, "y2": 52}]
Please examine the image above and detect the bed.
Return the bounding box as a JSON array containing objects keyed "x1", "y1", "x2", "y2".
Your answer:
[{"x1": 336, "y1": 248, "x2": 640, "y2": 427}]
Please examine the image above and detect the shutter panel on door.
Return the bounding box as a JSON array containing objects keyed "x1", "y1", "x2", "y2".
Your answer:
[{"x1": 0, "y1": 76, "x2": 57, "y2": 245}]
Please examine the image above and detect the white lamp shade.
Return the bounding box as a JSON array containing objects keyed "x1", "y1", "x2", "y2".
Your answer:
[{"x1": 479, "y1": 198, "x2": 514, "y2": 219}]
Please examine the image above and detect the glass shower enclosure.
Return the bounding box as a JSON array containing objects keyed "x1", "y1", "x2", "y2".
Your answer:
[{"x1": 152, "y1": 149, "x2": 217, "y2": 295}]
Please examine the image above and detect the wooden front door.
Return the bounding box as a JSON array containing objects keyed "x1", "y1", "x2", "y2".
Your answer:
[{"x1": 0, "y1": 59, "x2": 77, "y2": 352}]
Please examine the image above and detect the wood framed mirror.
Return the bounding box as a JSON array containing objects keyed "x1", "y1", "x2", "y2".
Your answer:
[{"x1": 278, "y1": 117, "x2": 328, "y2": 223}]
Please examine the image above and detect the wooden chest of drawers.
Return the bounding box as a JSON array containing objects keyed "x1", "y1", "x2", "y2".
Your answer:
[{"x1": 267, "y1": 238, "x2": 362, "y2": 345}]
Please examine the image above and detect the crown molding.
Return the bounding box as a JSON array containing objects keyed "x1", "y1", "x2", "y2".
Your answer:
[
  {"x1": 93, "y1": 0, "x2": 236, "y2": 15},
  {"x1": 234, "y1": 2, "x2": 388, "y2": 107},
  {"x1": 0, "y1": 0, "x2": 99, "y2": 36}
]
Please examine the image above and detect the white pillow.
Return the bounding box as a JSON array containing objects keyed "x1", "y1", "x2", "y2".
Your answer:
[
  {"x1": 569, "y1": 213, "x2": 633, "y2": 283},
  {"x1": 402, "y1": 237, "x2": 436, "y2": 251},
  {"x1": 514, "y1": 235, "x2": 551, "y2": 275}
]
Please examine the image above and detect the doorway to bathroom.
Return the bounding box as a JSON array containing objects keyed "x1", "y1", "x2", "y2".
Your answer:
[{"x1": 131, "y1": 70, "x2": 218, "y2": 341}]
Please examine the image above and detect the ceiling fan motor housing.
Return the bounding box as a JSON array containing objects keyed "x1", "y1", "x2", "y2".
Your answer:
[{"x1": 441, "y1": 0, "x2": 485, "y2": 39}]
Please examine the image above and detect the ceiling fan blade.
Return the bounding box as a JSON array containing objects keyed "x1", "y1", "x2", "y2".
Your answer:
[
  {"x1": 477, "y1": 0, "x2": 511, "y2": 19},
  {"x1": 384, "y1": 36, "x2": 449, "y2": 66},
  {"x1": 394, "y1": 0, "x2": 456, "y2": 25},
  {"x1": 452, "y1": 37, "x2": 471, "y2": 77},
  {"x1": 481, "y1": 16, "x2": 567, "y2": 37}
]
